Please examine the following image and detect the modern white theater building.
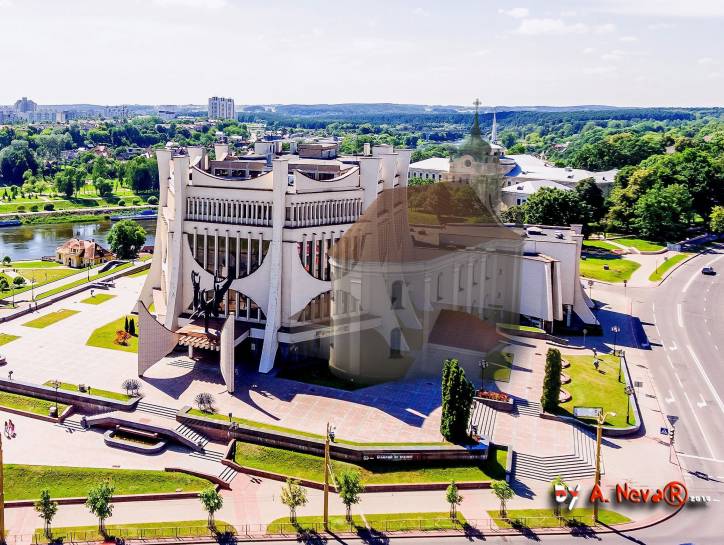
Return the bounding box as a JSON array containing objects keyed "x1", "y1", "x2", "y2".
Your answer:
[{"x1": 138, "y1": 141, "x2": 413, "y2": 391}]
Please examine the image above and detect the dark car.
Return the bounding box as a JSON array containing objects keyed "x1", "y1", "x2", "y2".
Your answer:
[{"x1": 701, "y1": 267, "x2": 716, "y2": 275}]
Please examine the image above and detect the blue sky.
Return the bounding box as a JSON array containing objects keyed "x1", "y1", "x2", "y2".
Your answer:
[{"x1": 0, "y1": 0, "x2": 722, "y2": 106}]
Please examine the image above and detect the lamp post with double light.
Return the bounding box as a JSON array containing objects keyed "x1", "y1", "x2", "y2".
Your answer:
[
  {"x1": 624, "y1": 385, "x2": 635, "y2": 424},
  {"x1": 479, "y1": 359, "x2": 489, "y2": 392}
]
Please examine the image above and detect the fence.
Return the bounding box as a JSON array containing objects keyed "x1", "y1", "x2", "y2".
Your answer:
[{"x1": 25, "y1": 515, "x2": 600, "y2": 544}]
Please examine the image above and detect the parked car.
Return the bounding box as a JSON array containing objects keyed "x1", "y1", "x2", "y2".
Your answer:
[
  {"x1": 0, "y1": 353, "x2": 6, "y2": 365},
  {"x1": 701, "y1": 267, "x2": 716, "y2": 275}
]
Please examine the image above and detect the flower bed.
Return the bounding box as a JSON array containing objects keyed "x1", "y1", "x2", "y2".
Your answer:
[{"x1": 475, "y1": 390, "x2": 514, "y2": 412}]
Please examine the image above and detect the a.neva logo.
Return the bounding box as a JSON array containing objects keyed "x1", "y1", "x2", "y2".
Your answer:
[{"x1": 554, "y1": 483, "x2": 581, "y2": 510}]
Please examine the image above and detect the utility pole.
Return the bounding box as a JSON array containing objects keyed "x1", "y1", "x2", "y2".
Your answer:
[
  {"x1": 594, "y1": 410, "x2": 616, "y2": 524},
  {"x1": 0, "y1": 433, "x2": 5, "y2": 545},
  {"x1": 323, "y1": 422, "x2": 330, "y2": 531}
]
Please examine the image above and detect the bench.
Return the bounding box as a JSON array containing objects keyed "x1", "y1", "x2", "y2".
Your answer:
[{"x1": 115, "y1": 425, "x2": 159, "y2": 440}]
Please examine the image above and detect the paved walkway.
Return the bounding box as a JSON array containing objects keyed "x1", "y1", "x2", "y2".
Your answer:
[{"x1": 624, "y1": 251, "x2": 682, "y2": 287}]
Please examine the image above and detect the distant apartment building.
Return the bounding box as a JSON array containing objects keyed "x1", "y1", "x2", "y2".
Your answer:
[
  {"x1": 103, "y1": 105, "x2": 129, "y2": 120},
  {"x1": 208, "y1": 96, "x2": 235, "y2": 120},
  {"x1": 14, "y1": 96, "x2": 37, "y2": 113}
]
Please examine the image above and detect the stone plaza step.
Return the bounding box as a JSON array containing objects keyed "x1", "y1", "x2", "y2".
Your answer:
[
  {"x1": 136, "y1": 401, "x2": 179, "y2": 419},
  {"x1": 468, "y1": 399, "x2": 497, "y2": 441},
  {"x1": 218, "y1": 465, "x2": 239, "y2": 483},
  {"x1": 175, "y1": 423, "x2": 209, "y2": 448},
  {"x1": 515, "y1": 399, "x2": 543, "y2": 416},
  {"x1": 512, "y1": 451, "x2": 598, "y2": 482}
]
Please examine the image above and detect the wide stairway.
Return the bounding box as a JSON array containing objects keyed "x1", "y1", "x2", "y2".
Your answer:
[
  {"x1": 136, "y1": 401, "x2": 179, "y2": 419},
  {"x1": 468, "y1": 399, "x2": 497, "y2": 441},
  {"x1": 512, "y1": 424, "x2": 602, "y2": 482}
]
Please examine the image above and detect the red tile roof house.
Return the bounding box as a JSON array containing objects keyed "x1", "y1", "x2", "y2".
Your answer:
[{"x1": 55, "y1": 239, "x2": 114, "y2": 268}]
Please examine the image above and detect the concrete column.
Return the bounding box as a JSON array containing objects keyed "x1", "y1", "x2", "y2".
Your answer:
[
  {"x1": 203, "y1": 229, "x2": 208, "y2": 270},
  {"x1": 163, "y1": 154, "x2": 189, "y2": 331},
  {"x1": 246, "y1": 233, "x2": 251, "y2": 275},
  {"x1": 235, "y1": 232, "x2": 241, "y2": 278}
]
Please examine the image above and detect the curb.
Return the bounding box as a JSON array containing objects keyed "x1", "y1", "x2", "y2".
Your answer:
[{"x1": 655, "y1": 250, "x2": 705, "y2": 286}]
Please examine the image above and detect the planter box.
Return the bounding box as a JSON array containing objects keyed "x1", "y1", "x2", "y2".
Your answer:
[{"x1": 475, "y1": 395, "x2": 514, "y2": 412}]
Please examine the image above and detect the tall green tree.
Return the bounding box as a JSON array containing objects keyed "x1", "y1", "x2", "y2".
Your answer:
[
  {"x1": 85, "y1": 481, "x2": 114, "y2": 535},
  {"x1": 574, "y1": 178, "x2": 606, "y2": 222},
  {"x1": 0, "y1": 140, "x2": 38, "y2": 184},
  {"x1": 35, "y1": 489, "x2": 59, "y2": 538},
  {"x1": 633, "y1": 184, "x2": 693, "y2": 241},
  {"x1": 107, "y1": 219, "x2": 146, "y2": 259},
  {"x1": 523, "y1": 187, "x2": 587, "y2": 227},
  {"x1": 335, "y1": 469, "x2": 364, "y2": 522},
  {"x1": 440, "y1": 358, "x2": 475, "y2": 442},
  {"x1": 541, "y1": 348, "x2": 562, "y2": 413},
  {"x1": 199, "y1": 487, "x2": 223, "y2": 528},
  {"x1": 709, "y1": 205, "x2": 724, "y2": 234}
]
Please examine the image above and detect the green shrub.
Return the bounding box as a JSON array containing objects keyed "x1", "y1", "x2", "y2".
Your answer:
[
  {"x1": 117, "y1": 200, "x2": 125, "y2": 207},
  {"x1": 30, "y1": 205, "x2": 39, "y2": 212},
  {"x1": 43, "y1": 203, "x2": 55, "y2": 211},
  {"x1": 17, "y1": 205, "x2": 26, "y2": 212},
  {"x1": 541, "y1": 349, "x2": 562, "y2": 412},
  {"x1": 147, "y1": 196, "x2": 158, "y2": 205}
]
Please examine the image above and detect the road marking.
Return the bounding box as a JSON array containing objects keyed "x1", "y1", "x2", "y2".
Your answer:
[
  {"x1": 687, "y1": 344, "x2": 724, "y2": 416},
  {"x1": 678, "y1": 453, "x2": 724, "y2": 464},
  {"x1": 683, "y1": 391, "x2": 716, "y2": 459},
  {"x1": 697, "y1": 393, "x2": 708, "y2": 408},
  {"x1": 677, "y1": 304, "x2": 684, "y2": 328},
  {"x1": 665, "y1": 390, "x2": 676, "y2": 404},
  {"x1": 666, "y1": 353, "x2": 674, "y2": 370},
  {"x1": 673, "y1": 372, "x2": 684, "y2": 388}
]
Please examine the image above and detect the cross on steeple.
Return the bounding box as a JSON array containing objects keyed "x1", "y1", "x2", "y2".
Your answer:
[{"x1": 473, "y1": 98, "x2": 481, "y2": 112}]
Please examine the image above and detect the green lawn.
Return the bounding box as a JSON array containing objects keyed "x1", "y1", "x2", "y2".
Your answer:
[
  {"x1": 42, "y1": 381, "x2": 132, "y2": 401},
  {"x1": 128, "y1": 269, "x2": 149, "y2": 278},
  {"x1": 4, "y1": 465, "x2": 211, "y2": 501},
  {"x1": 483, "y1": 350, "x2": 514, "y2": 383},
  {"x1": 36, "y1": 521, "x2": 234, "y2": 543},
  {"x1": 234, "y1": 441, "x2": 506, "y2": 484},
  {"x1": 582, "y1": 240, "x2": 619, "y2": 252},
  {"x1": 0, "y1": 333, "x2": 19, "y2": 346},
  {"x1": 35, "y1": 261, "x2": 134, "y2": 300},
  {"x1": 497, "y1": 323, "x2": 545, "y2": 333},
  {"x1": 86, "y1": 315, "x2": 138, "y2": 353},
  {"x1": 616, "y1": 237, "x2": 666, "y2": 252},
  {"x1": 80, "y1": 293, "x2": 116, "y2": 305},
  {"x1": 0, "y1": 266, "x2": 77, "y2": 300},
  {"x1": 0, "y1": 391, "x2": 69, "y2": 417},
  {"x1": 488, "y1": 508, "x2": 630, "y2": 528},
  {"x1": 648, "y1": 253, "x2": 689, "y2": 282},
  {"x1": 580, "y1": 256, "x2": 640, "y2": 282},
  {"x1": 190, "y1": 409, "x2": 448, "y2": 446},
  {"x1": 22, "y1": 309, "x2": 79, "y2": 328},
  {"x1": 4, "y1": 260, "x2": 61, "y2": 269},
  {"x1": 557, "y1": 354, "x2": 633, "y2": 428},
  {"x1": 267, "y1": 512, "x2": 466, "y2": 534}
]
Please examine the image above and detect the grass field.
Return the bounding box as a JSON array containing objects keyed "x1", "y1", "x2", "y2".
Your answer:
[
  {"x1": 22, "y1": 309, "x2": 79, "y2": 328},
  {"x1": 582, "y1": 240, "x2": 619, "y2": 252},
  {"x1": 35, "y1": 261, "x2": 134, "y2": 300},
  {"x1": 4, "y1": 465, "x2": 211, "y2": 501},
  {"x1": 579, "y1": 256, "x2": 640, "y2": 282},
  {"x1": 36, "y1": 521, "x2": 234, "y2": 543},
  {"x1": 0, "y1": 266, "x2": 77, "y2": 300},
  {"x1": 86, "y1": 315, "x2": 138, "y2": 353},
  {"x1": 483, "y1": 350, "x2": 514, "y2": 382},
  {"x1": 190, "y1": 409, "x2": 448, "y2": 446},
  {"x1": 649, "y1": 253, "x2": 690, "y2": 282},
  {"x1": 234, "y1": 441, "x2": 506, "y2": 484},
  {"x1": 80, "y1": 293, "x2": 116, "y2": 305},
  {"x1": 43, "y1": 381, "x2": 132, "y2": 401},
  {"x1": 497, "y1": 323, "x2": 545, "y2": 333},
  {"x1": 267, "y1": 512, "x2": 466, "y2": 534},
  {"x1": 0, "y1": 391, "x2": 69, "y2": 417},
  {"x1": 4, "y1": 261, "x2": 61, "y2": 269},
  {"x1": 616, "y1": 237, "x2": 666, "y2": 252},
  {"x1": 487, "y1": 508, "x2": 630, "y2": 528},
  {"x1": 557, "y1": 354, "x2": 632, "y2": 428},
  {"x1": 0, "y1": 333, "x2": 19, "y2": 346}
]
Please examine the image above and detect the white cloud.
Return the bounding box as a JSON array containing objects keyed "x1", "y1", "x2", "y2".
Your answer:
[
  {"x1": 413, "y1": 7, "x2": 430, "y2": 17},
  {"x1": 619, "y1": 35, "x2": 638, "y2": 42},
  {"x1": 0, "y1": 0, "x2": 13, "y2": 6},
  {"x1": 498, "y1": 7, "x2": 530, "y2": 18},
  {"x1": 151, "y1": 0, "x2": 227, "y2": 8},
  {"x1": 582, "y1": 47, "x2": 596, "y2": 54},
  {"x1": 596, "y1": 0, "x2": 724, "y2": 17},
  {"x1": 474, "y1": 48, "x2": 492, "y2": 57},
  {"x1": 647, "y1": 22, "x2": 675, "y2": 30},
  {"x1": 601, "y1": 49, "x2": 626, "y2": 61},
  {"x1": 697, "y1": 57, "x2": 719, "y2": 65},
  {"x1": 708, "y1": 72, "x2": 723, "y2": 79},
  {"x1": 560, "y1": 9, "x2": 577, "y2": 17},
  {"x1": 515, "y1": 18, "x2": 587, "y2": 35},
  {"x1": 583, "y1": 65, "x2": 618, "y2": 75},
  {"x1": 594, "y1": 23, "x2": 617, "y2": 33}
]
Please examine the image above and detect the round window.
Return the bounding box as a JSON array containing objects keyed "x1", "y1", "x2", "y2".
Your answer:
[{"x1": 464, "y1": 159, "x2": 472, "y2": 167}]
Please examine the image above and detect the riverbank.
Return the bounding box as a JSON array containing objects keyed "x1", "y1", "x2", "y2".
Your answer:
[{"x1": 0, "y1": 204, "x2": 156, "y2": 225}]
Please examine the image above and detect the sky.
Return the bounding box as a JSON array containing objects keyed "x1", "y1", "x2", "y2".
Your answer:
[{"x1": 0, "y1": 0, "x2": 722, "y2": 107}]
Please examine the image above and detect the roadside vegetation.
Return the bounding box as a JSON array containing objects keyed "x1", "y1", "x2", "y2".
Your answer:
[
  {"x1": 86, "y1": 315, "x2": 138, "y2": 353},
  {"x1": 22, "y1": 308, "x2": 79, "y2": 328},
  {"x1": 648, "y1": 253, "x2": 690, "y2": 282},
  {"x1": 487, "y1": 508, "x2": 630, "y2": 528},
  {"x1": 267, "y1": 512, "x2": 467, "y2": 534},
  {"x1": 0, "y1": 391, "x2": 69, "y2": 417},
  {"x1": 42, "y1": 381, "x2": 132, "y2": 401}
]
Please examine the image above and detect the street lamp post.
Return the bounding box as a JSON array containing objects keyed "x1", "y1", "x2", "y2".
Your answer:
[
  {"x1": 479, "y1": 359, "x2": 489, "y2": 392},
  {"x1": 624, "y1": 385, "x2": 635, "y2": 424},
  {"x1": 323, "y1": 422, "x2": 335, "y2": 531},
  {"x1": 51, "y1": 379, "x2": 60, "y2": 416},
  {"x1": 588, "y1": 279, "x2": 594, "y2": 301},
  {"x1": 593, "y1": 409, "x2": 616, "y2": 524},
  {"x1": 611, "y1": 325, "x2": 620, "y2": 356},
  {"x1": 582, "y1": 328, "x2": 588, "y2": 349}
]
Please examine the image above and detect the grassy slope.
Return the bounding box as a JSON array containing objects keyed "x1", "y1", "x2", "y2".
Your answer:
[
  {"x1": 557, "y1": 354, "x2": 632, "y2": 428},
  {"x1": 0, "y1": 267, "x2": 77, "y2": 299},
  {"x1": 0, "y1": 391, "x2": 69, "y2": 416},
  {"x1": 580, "y1": 256, "x2": 640, "y2": 282},
  {"x1": 22, "y1": 309, "x2": 79, "y2": 328},
  {"x1": 234, "y1": 441, "x2": 506, "y2": 484},
  {"x1": 36, "y1": 261, "x2": 134, "y2": 300},
  {"x1": 43, "y1": 381, "x2": 131, "y2": 401},
  {"x1": 582, "y1": 240, "x2": 619, "y2": 251},
  {"x1": 4, "y1": 465, "x2": 210, "y2": 500},
  {"x1": 649, "y1": 253, "x2": 689, "y2": 281},
  {"x1": 86, "y1": 315, "x2": 138, "y2": 353},
  {"x1": 616, "y1": 237, "x2": 666, "y2": 252}
]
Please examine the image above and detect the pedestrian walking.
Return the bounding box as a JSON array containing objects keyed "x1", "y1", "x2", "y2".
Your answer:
[{"x1": 9, "y1": 418, "x2": 15, "y2": 437}]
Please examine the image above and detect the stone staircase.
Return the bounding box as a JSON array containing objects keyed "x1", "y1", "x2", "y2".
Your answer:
[
  {"x1": 511, "y1": 424, "x2": 602, "y2": 482},
  {"x1": 468, "y1": 399, "x2": 497, "y2": 441},
  {"x1": 176, "y1": 423, "x2": 209, "y2": 449},
  {"x1": 218, "y1": 465, "x2": 239, "y2": 484},
  {"x1": 515, "y1": 399, "x2": 543, "y2": 416},
  {"x1": 136, "y1": 401, "x2": 179, "y2": 419}
]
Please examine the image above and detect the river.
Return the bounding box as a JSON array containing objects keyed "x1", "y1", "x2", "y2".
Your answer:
[{"x1": 0, "y1": 219, "x2": 157, "y2": 261}]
